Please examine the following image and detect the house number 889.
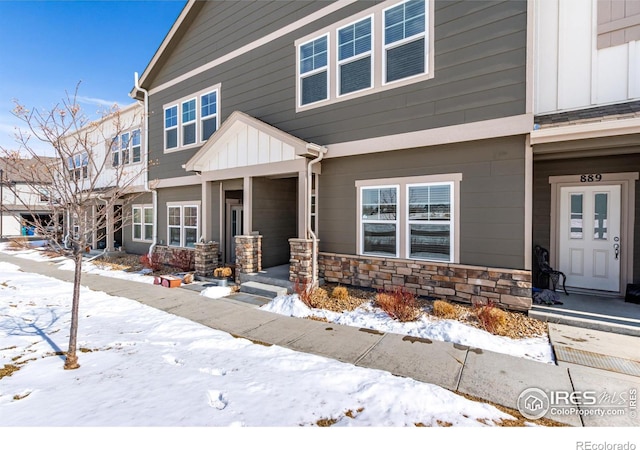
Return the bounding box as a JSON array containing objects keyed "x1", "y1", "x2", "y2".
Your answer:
[{"x1": 580, "y1": 174, "x2": 602, "y2": 182}]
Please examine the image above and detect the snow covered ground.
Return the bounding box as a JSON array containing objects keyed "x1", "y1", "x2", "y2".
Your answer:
[
  {"x1": 0, "y1": 259, "x2": 513, "y2": 427},
  {"x1": 0, "y1": 244, "x2": 626, "y2": 446}
]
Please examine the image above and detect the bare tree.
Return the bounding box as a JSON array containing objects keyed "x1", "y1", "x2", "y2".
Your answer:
[{"x1": 1, "y1": 84, "x2": 146, "y2": 370}]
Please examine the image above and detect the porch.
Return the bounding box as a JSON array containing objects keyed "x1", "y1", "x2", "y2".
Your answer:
[{"x1": 529, "y1": 291, "x2": 640, "y2": 337}]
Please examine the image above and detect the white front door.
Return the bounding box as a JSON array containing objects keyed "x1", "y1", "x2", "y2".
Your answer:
[{"x1": 559, "y1": 185, "x2": 621, "y2": 292}]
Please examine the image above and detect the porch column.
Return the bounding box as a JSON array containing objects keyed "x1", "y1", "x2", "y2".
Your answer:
[
  {"x1": 235, "y1": 235, "x2": 262, "y2": 283},
  {"x1": 289, "y1": 238, "x2": 316, "y2": 286},
  {"x1": 243, "y1": 176, "x2": 252, "y2": 235},
  {"x1": 195, "y1": 241, "x2": 219, "y2": 277},
  {"x1": 106, "y1": 206, "x2": 114, "y2": 252},
  {"x1": 297, "y1": 170, "x2": 308, "y2": 238},
  {"x1": 201, "y1": 180, "x2": 212, "y2": 241}
]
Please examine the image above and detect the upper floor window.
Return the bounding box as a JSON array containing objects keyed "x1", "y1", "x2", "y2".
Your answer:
[
  {"x1": 296, "y1": 0, "x2": 431, "y2": 111},
  {"x1": 165, "y1": 106, "x2": 178, "y2": 150},
  {"x1": 299, "y1": 35, "x2": 329, "y2": 106},
  {"x1": 338, "y1": 17, "x2": 373, "y2": 96},
  {"x1": 111, "y1": 128, "x2": 142, "y2": 167},
  {"x1": 384, "y1": 0, "x2": 426, "y2": 83},
  {"x1": 163, "y1": 85, "x2": 220, "y2": 152},
  {"x1": 67, "y1": 153, "x2": 88, "y2": 180},
  {"x1": 182, "y1": 99, "x2": 197, "y2": 146},
  {"x1": 201, "y1": 91, "x2": 218, "y2": 141}
]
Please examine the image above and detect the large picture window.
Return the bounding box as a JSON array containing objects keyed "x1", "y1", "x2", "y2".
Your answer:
[
  {"x1": 357, "y1": 174, "x2": 459, "y2": 262},
  {"x1": 167, "y1": 203, "x2": 199, "y2": 248}
]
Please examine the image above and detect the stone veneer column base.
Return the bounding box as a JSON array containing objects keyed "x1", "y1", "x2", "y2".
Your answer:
[
  {"x1": 235, "y1": 235, "x2": 262, "y2": 283},
  {"x1": 289, "y1": 238, "x2": 316, "y2": 286},
  {"x1": 318, "y1": 252, "x2": 532, "y2": 311},
  {"x1": 194, "y1": 242, "x2": 219, "y2": 277}
]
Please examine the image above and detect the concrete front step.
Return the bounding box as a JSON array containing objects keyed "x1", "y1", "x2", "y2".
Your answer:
[
  {"x1": 529, "y1": 307, "x2": 640, "y2": 337},
  {"x1": 240, "y1": 281, "x2": 288, "y2": 299},
  {"x1": 239, "y1": 272, "x2": 293, "y2": 290}
]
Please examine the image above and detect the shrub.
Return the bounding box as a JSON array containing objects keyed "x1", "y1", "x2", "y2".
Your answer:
[
  {"x1": 7, "y1": 237, "x2": 30, "y2": 250},
  {"x1": 139, "y1": 252, "x2": 164, "y2": 271},
  {"x1": 432, "y1": 300, "x2": 457, "y2": 319},
  {"x1": 374, "y1": 287, "x2": 421, "y2": 322},
  {"x1": 474, "y1": 300, "x2": 507, "y2": 335},
  {"x1": 170, "y1": 249, "x2": 194, "y2": 271},
  {"x1": 331, "y1": 286, "x2": 349, "y2": 301}
]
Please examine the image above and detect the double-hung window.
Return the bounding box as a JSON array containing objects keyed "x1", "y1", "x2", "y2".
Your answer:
[
  {"x1": 296, "y1": 0, "x2": 431, "y2": 110},
  {"x1": 165, "y1": 105, "x2": 178, "y2": 150},
  {"x1": 384, "y1": 0, "x2": 427, "y2": 83},
  {"x1": 338, "y1": 17, "x2": 373, "y2": 96},
  {"x1": 111, "y1": 136, "x2": 120, "y2": 167},
  {"x1": 132, "y1": 205, "x2": 153, "y2": 241},
  {"x1": 167, "y1": 203, "x2": 199, "y2": 248},
  {"x1": 201, "y1": 91, "x2": 218, "y2": 141},
  {"x1": 361, "y1": 186, "x2": 399, "y2": 257},
  {"x1": 182, "y1": 99, "x2": 197, "y2": 146},
  {"x1": 68, "y1": 153, "x2": 88, "y2": 180},
  {"x1": 120, "y1": 132, "x2": 130, "y2": 165},
  {"x1": 299, "y1": 35, "x2": 329, "y2": 106},
  {"x1": 132, "y1": 129, "x2": 141, "y2": 163},
  {"x1": 357, "y1": 174, "x2": 459, "y2": 262},
  {"x1": 407, "y1": 183, "x2": 452, "y2": 261},
  {"x1": 164, "y1": 85, "x2": 220, "y2": 151}
]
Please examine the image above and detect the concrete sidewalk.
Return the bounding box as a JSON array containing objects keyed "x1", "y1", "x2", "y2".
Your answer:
[{"x1": 1, "y1": 251, "x2": 638, "y2": 427}]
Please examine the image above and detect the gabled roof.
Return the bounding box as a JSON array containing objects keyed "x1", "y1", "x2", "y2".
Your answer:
[
  {"x1": 130, "y1": 0, "x2": 196, "y2": 97},
  {"x1": 185, "y1": 111, "x2": 308, "y2": 173},
  {"x1": 0, "y1": 157, "x2": 57, "y2": 184}
]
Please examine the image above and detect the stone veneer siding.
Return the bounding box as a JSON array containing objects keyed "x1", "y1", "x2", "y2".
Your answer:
[
  {"x1": 235, "y1": 235, "x2": 262, "y2": 283},
  {"x1": 153, "y1": 245, "x2": 196, "y2": 271},
  {"x1": 194, "y1": 242, "x2": 219, "y2": 277},
  {"x1": 318, "y1": 252, "x2": 532, "y2": 311},
  {"x1": 289, "y1": 238, "x2": 315, "y2": 285}
]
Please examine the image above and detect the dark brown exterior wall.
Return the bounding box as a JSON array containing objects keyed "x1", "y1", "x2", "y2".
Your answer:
[
  {"x1": 533, "y1": 153, "x2": 640, "y2": 284},
  {"x1": 319, "y1": 135, "x2": 527, "y2": 269}
]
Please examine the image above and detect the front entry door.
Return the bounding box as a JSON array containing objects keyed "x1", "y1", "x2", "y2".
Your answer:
[
  {"x1": 226, "y1": 203, "x2": 243, "y2": 264},
  {"x1": 559, "y1": 185, "x2": 621, "y2": 292}
]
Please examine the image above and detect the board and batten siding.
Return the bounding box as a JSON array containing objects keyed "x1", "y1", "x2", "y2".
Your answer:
[
  {"x1": 319, "y1": 136, "x2": 528, "y2": 269},
  {"x1": 148, "y1": 0, "x2": 528, "y2": 181}
]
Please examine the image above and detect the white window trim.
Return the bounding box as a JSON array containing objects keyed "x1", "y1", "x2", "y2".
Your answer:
[
  {"x1": 359, "y1": 184, "x2": 400, "y2": 257},
  {"x1": 132, "y1": 204, "x2": 153, "y2": 242},
  {"x1": 166, "y1": 201, "x2": 201, "y2": 248},
  {"x1": 298, "y1": 33, "x2": 330, "y2": 108},
  {"x1": 164, "y1": 105, "x2": 179, "y2": 151},
  {"x1": 181, "y1": 97, "x2": 197, "y2": 147},
  {"x1": 163, "y1": 84, "x2": 221, "y2": 154},
  {"x1": 356, "y1": 173, "x2": 461, "y2": 262},
  {"x1": 200, "y1": 90, "x2": 218, "y2": 142},
  {"x1": 111, "y1": 128, "x2": 144, "y2": 167},
  {"x1": 336, "y1": 15, "x2": 374, "y2": 98},
  {"x1": 406, "y1": 181, "x2": 454, "y2": 262},
  {"x1": 382, "y1": 0, "x2": 428, "y2": 86},
  {"x1": 295, "y1": 0, "x2": 433, "y2": 112}
]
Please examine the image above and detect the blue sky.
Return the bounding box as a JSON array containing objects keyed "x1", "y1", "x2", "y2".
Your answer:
[{"x1": 0, "y1": 0, "x2": 187, "y2": 153}]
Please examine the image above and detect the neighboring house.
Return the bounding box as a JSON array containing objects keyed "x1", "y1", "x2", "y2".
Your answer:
[
  {"x1": 131, "y1": 0, "x2": 535, "y2": 310},
  {"x1": 532, "y1": 0, "x2": 640, "y2": 297},
  {"x1": 59, "y1": 102, "x2": 148, "y2": 253},
  {"x1": 0, "y1": 157, "x2": 57, "y2": 237}
]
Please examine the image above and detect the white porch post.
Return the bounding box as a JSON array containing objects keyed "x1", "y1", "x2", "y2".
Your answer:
[
  {"x1": 243, "y1": 176, "x2": 252, "y2": 234},
  {"x1": 298, "y1": 170, "x2": 308, "y2": 239},
  {"x1": 201, "y1": 180, "x2": 212, "y2": 241}
]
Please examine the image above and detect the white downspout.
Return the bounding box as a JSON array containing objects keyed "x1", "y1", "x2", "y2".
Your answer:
[
  {"x1": 132, "y1": 72, "x2": 157, "y2": 257},
  {"x1": 306, "y1": 143, "x2": 327, "y2": 288}
]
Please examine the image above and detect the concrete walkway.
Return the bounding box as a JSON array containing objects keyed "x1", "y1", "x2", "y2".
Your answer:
[{"x1": 1, "y1": 251, "x2": 638, "y2": 427}]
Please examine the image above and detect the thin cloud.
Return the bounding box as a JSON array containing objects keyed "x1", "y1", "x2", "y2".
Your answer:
[{"x1": 76, "y1": 95, "x2": 122, "y2": 108}]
